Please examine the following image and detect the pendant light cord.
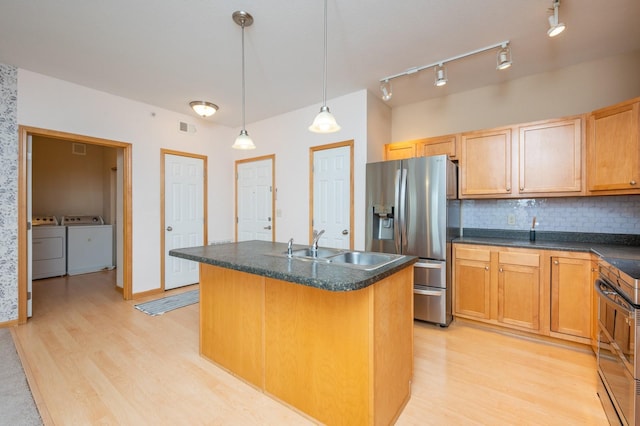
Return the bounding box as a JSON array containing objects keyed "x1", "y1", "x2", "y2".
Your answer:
[
  {"x1": 241, "y1": 21, "x2": 247, "y2": 131},
  {"x1": 322, "y1": 0, "x2": 328, "y2": 108}
]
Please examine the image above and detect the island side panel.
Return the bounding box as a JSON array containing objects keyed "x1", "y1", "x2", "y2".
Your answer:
[
  {"x1": 199, "y1": 264, "x2": 265, "y2": 389},
  {"x1": 263, "y1": 277, "x2": 372, "y2": 426},
  {"x1": 373, "y1": 266, "x2": 414, "y2": 426}
]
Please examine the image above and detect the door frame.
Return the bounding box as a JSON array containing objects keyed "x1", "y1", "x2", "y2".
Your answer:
[
  {"x1": 17, "y1": 126, "x2": 133, "y2": 323},
  {"x1": 160, "y1": 149, "x2": 208, "y2": 290},
  {"x1": 234, "y1": 154, "x2": 276, "y2": 242},
  {"x1": 309, "y1": 140, "x2": 354, "y2": 248}
]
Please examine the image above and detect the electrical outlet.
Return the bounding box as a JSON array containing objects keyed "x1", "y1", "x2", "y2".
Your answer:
[{"x1": 507, "y1": 214, "x2": 516, "y2": 225}]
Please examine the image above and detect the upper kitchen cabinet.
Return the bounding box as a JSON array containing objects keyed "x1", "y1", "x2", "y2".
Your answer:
[
  {"x1": 459, "y1": 127, "x2": 512, "y2": 197},
  {"x1": 384, "y1": 134, "x2": 457, "y2": 161},
  {"x1": 518, "y1": 116, "x2": 584, "y2": 196},
  {"x1": 460, "y1": 117, "x2": 584, "y2": 199},
  {"x1": 587, "y1": 97, "x2": 640, "y2": 194},
  {"x1": 384, "y1": 141, "x2": 416, "y2": 160}
]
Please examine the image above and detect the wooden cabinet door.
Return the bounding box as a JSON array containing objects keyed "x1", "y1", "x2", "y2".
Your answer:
[
  {"x1": 384, "y1": 141, "x2": 416, "y2": 160},
  {"x1": 454, "y1": 246, "x2": 491, "y2": 320},
  {"x1": 497, "y1": 251, "x2": 540, "y2": 331},
  {"x1": 460, "y1": 128, "x2": 512, "y2": 197},
  {"x1": 550, "y1": 256, "x2": 592, "y2": 340},
  {"x1": 587, "y1": 99, "x2": 640, "y2": 192},
  {"x1": 518, "y1": 117, "x2": 583, "y2": 194},
  {"x1": 417, "y1": 135, "x2": 457, "y2": 159}
]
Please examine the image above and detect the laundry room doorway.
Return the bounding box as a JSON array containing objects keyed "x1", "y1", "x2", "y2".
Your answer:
[{"x1": 17, "y1": 126, "x2": 133, "y2": 324}]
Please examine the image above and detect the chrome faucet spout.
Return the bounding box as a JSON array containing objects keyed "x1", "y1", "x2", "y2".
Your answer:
[
  {"x1": 287, "y1": 238, "x2": 294, "y2": 257},
  {"x1": 310, "y1": 229, "x2": 325, "y2": 256}
]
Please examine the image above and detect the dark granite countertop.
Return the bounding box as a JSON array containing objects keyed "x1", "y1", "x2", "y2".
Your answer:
[
  {"x1": 454, "y1": 229, "x2": 640, "y2": 262},
  {"x1": 169, "y1": 240, "x2": 418, "y2": 292}
]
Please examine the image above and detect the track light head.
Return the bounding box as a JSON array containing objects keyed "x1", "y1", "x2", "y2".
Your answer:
[
  {"x1": 547, "y1": 0, "x2": 566, "y2": 37},
  {"x1": 434, "y1": 64, "x2": 447, "y2": 87},
  {"x1": 496, "y1": 44, "x2": 512, "y2": 70},
  {"x1": 380, "y1": 80, "x2": 392, "y2": 101}
]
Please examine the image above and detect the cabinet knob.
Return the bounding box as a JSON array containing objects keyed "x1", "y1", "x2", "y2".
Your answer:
[
  {"x1": 506, "y1": 186, "x2": 511, "y2": 192},
  {"x1": 485, "y1": 266, "x2": 489, "y2": 271},
  {"x1": 631, "y1": 180, "x2": 637, "y2": 186},
  {"x1": 499, "y1": 268, "x2": 503, "y2": 272},
  {"x1": 553, "y1": 260, "x2": 559, "y2": 265},
  {"x1": 520, "y1": 186, "x2": 524, "y2": 191}
]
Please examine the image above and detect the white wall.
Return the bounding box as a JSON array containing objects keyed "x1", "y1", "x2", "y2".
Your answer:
[
  {"x1": 230, "y1": 90, "x2": 370, "y2": 250},
  {"x1": 18, "y1": 70, "x2": 236, "y2": 294},
  {"x1": 390, "y1": 50, "x2": 640, "y2": 142}
]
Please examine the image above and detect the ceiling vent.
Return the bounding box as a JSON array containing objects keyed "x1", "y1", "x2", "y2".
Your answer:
[{"x1": 178, "y1": 121, "x2": 196, "y2": 133}]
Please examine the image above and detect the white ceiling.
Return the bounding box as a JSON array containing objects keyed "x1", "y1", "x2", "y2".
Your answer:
[{"x1": 1, "y1": 0, "x2": 639, "y2": 128}]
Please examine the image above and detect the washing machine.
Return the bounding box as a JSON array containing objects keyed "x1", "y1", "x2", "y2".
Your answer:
[
  {"x1": 32, "y1": 215, "x2": 67, "y2": 279},
  {"x1": 62, "y1": 215, "x2": 114, "y2": 276}
]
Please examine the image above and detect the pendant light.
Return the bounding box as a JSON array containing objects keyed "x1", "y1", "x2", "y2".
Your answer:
[
  {"x1": 232, "y1": 11, "x2": 256, "y2": 150},
  {"x1": 309, "y1": 0, "x2": 340, "y2": 133}
]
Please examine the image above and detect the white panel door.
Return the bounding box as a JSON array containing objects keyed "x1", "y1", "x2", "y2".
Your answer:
[
  {"x1": 237, "y1": 159, "x2": 273, "y2": 242},
  {"x1": 164, "y1": 154, "x2": 204, "y2": 290},
  {"x1": 313, "y1": 145, "x2": 351, "y2": 249}
]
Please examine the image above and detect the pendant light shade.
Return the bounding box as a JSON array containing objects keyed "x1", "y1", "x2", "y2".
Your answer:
[
  {"x1": 232, "y1": 10, "x2": 256, "y2": 150},
  {"x1": 309, "y1": 0, "x2": 340, "y2": 133},
  {"x1": 190, "y1": 101, "x2": 218, "y2": 117}
]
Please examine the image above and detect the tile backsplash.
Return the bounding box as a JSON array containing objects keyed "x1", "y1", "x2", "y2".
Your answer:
[{"x1": 462, "y1": 196, "x2": 640, "y2": 235}]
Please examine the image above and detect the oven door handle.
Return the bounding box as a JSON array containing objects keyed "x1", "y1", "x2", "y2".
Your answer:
[{"x1": 595, "y1": 278, "x2": 633, "y2": 315}]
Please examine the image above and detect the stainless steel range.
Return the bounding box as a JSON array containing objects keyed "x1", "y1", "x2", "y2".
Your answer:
[{"x1": 596, "y1": 257, "x2": 640, "y2": 425}]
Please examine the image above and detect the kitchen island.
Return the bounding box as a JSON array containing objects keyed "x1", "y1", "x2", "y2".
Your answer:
[{"x1": 170, "y1": 240, "x2": 417, "y2": 426}]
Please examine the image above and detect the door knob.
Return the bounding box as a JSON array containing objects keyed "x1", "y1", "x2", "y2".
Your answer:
[
  {"x1": 342, "y1": 229, "x2": 349, "y2": 235},
  {"x1": 166, "y1": 226, "x2": 173, "y2": 231},
  {"x1": 264, "y1": 225, "x2": 272, "y2": 230}
]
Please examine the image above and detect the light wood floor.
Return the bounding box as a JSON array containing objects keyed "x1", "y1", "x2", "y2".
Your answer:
[{"x1": 11, "y1": 271, "x2": 608, "y2": 425}]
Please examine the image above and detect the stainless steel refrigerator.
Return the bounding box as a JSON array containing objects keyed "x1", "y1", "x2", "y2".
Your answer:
[{"x1": 365, "y1": 155, "x2": 460, "y2": 326}]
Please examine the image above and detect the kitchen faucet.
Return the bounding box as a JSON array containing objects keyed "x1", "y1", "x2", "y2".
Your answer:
[
  {"x1": 310, "y1": 229, "x2": 325, "y2": 257},
  {"x1": 287, "y1": 238, "x2": 294, "y2": 257}
]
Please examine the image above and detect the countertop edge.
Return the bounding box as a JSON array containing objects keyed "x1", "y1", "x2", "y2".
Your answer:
[{"x1": 170, "y1": 242, "x2": 418, "y2": 292}]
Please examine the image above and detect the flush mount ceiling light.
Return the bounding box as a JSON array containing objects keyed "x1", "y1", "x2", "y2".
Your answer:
[
  {"x1": 190, "y1": 101, "x2": 218, "y2": 118},
  {"x1": 434, "y1": 64, "x2": 447, "y2": 87},
  {"x1": 380, "y1": 80, "x2": 392, "y2": 101},
  {"x1": 496, "y1": 43, "x2": 512, "y2": 70},
  {"x1": 379, "y1": 40, "x2": 511, "y2": 101},
  {"x1": 309, "y1": 0, "x2": 341, "y2": 133},
  {"x1": 547, "y1": 0, "x2": 566, "y2": 37},
  {"x1": 231, "y1": 10, "x2": 256, "y2": 150}
]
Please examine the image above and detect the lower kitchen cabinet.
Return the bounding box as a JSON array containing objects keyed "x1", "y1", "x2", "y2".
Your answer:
[
  {"x1": 549, "y1": 253, "x2": 593, "y2": 344},
  {"x1": 454, "y1": 244, "x2": 542, "y2": 334},
  {"x1": 454, "y1": 243, "x2": 595, "y2": 346}
]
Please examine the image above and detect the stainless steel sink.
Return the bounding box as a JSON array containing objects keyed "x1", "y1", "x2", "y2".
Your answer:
[
  {"x1": 290, "y1": 247, "x2": 344, "y2": 259},
  {"x1": 327, "y1": 251, "x2": 404, "y2": 270},
  {"x1": 267, "y1": 246, "x2": 405, "y2": 271}
]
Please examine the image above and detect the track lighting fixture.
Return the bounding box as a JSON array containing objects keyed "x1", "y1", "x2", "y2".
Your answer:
[
  {"x1": 231, "y1": 10, "x2": 256, "y2": 150},
  {"x1": 380, "y1": 80, "x2": 392, "y2": 101},
  {"x1": 496, "y1": 43, "x2": 512, "y2": 70},
  {"x1": 309, "y1": 0, "x2": 340, "y2": 133},
  {"x1": 434, "y1": 64, "x2": 447, "y2": 87},
  {"x1": 190, "y1": 101, "x2": 218, "y2": 118},
  {"x1": 379, "y1": 40, "x2": 511, "y2": 100},
  {"x1": 547, "y1": 0, "x2": 566, "y2": 37}
]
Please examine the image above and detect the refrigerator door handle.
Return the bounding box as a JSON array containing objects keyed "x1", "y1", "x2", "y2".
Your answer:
[
  {"x1": 399, "y1": 167, "x2": 408, "y2": 253},
  {"x1": 394, "y1": 168, "x2": 402, "y2": 254}
]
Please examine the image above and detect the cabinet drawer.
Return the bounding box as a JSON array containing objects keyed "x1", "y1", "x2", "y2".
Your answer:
[
  {"x1": 456, "y1": 247, "x2": 490, "y2": 262},
  {"x1": 498, "y1": 251, "x2": 539, "y2": 267}
]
